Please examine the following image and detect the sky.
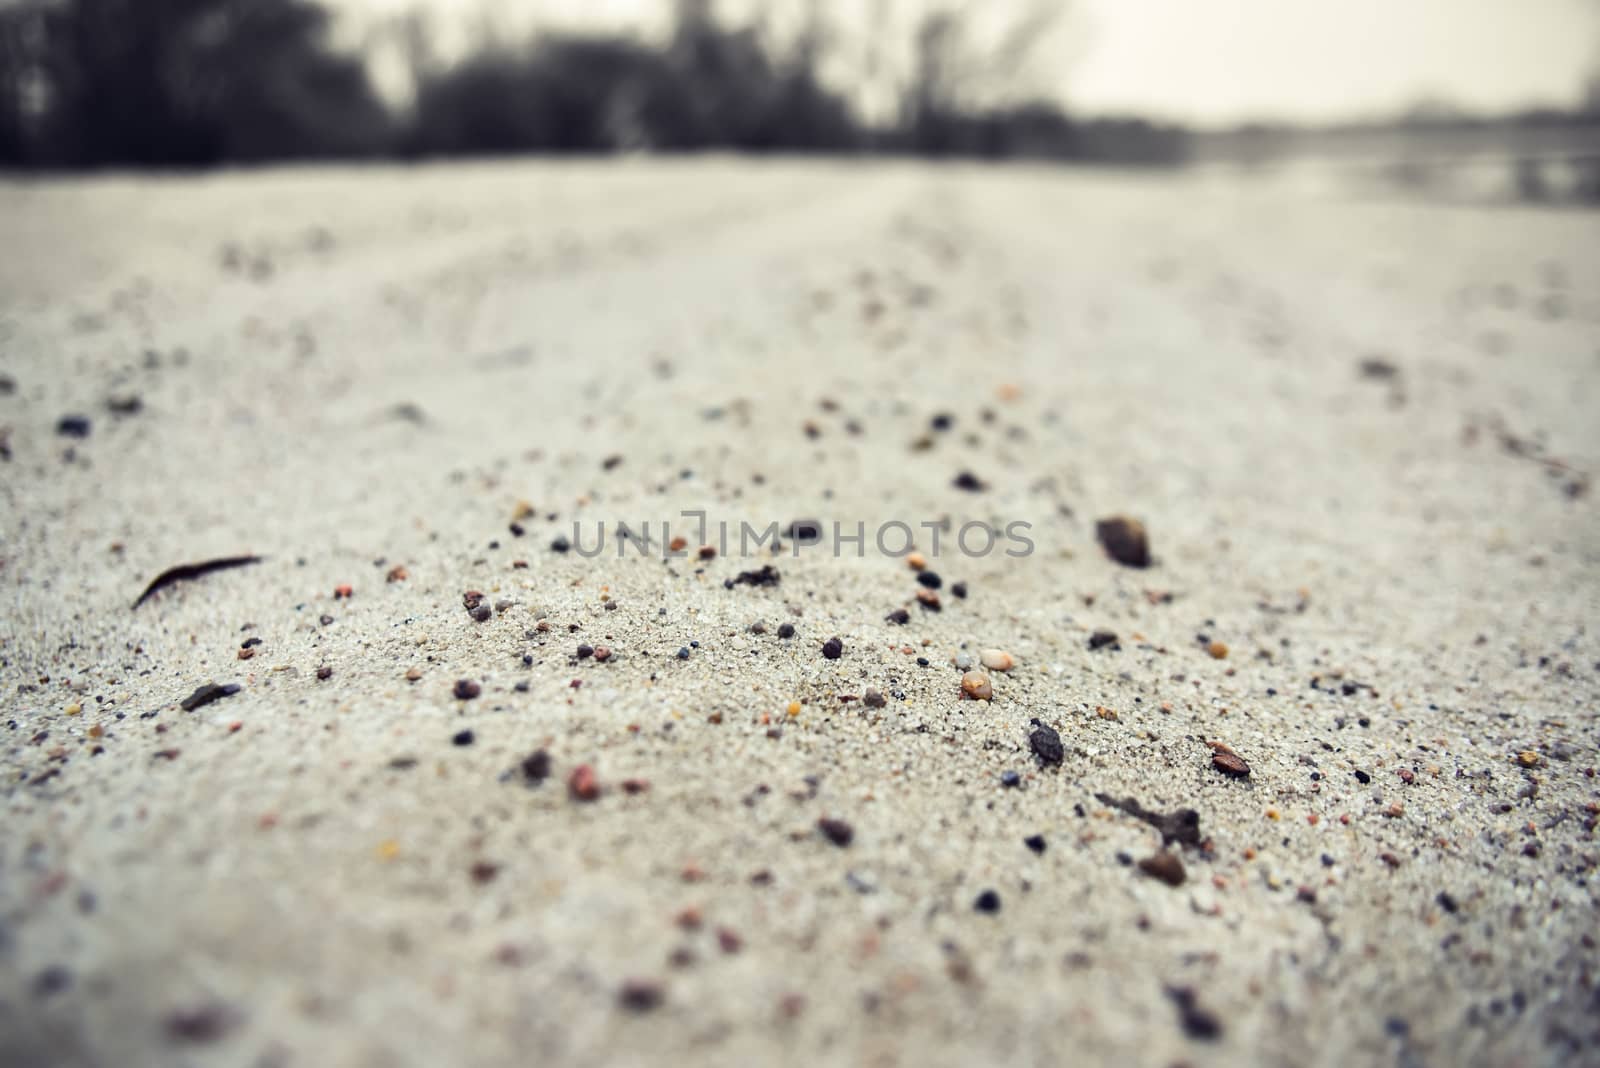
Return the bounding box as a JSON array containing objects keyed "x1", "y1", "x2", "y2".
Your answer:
[{"x1": 341, "y1": 0, "x2": 1600, "y2": 125}]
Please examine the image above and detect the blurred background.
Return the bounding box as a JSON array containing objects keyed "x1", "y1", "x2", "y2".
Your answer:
[{"x1": 2, "y1": 0, "x2": 1599, "y2": 204}]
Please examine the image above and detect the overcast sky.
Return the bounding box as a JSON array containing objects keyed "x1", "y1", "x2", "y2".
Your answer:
[{"x1": 342, "y1": 0, "x2": 1600, "y2": 124}]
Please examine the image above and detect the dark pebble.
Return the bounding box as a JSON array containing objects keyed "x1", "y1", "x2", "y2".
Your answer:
[
  {"x1": 550, "y1": 536, "x2": 571, "y2": 553},
  {"x1": 1000, "y1": 770, "x2": 1021, "y2": 788},
  {"x1": 1355, "y1": 769, "x2": 1371, "y2": 784},
  {"x1": 916, "y1": 570, "x2": 941, "y2": 590},
  {"x1": 885, "y1": 608, "x2": 910, "y2": 625},
  {"x1": 817, "y1": 817, "x2": 854, "y2": 846},
  {"x1": 1088, "y1": 629, "x2": 1119, "y2": 651},
  {"x1": 1029, "y1": 719, "x2": 1064, "y2": 765},
  {"x1": 618, "y1": 979, "x2": 664, "y2": 1012},
  {"x1": 1095, "y1": 516, "x2": 1150, "y2": 568},
  {"x1": 470, "y1": 603, "x2": 492, "y2": 623},
  {"x1": 952, "y1": 471, "x2": 987, "y2": 492},
  {"x1": 1437, "y1": 891, "x2": 1459, "y2": 914},
  {"x1": 56, "y1": 414, "x2": 92, "y2": 438},
  {"x1": 950, "y1": 582, "x2": 967, "y2": 599},
  {"x1": 676, "y1": 647, "x2": 690, "y2": 660},
  {"x1": 164, "y1": 1004, "x2": 239, "y2": 1043},
  {"x1": 1024, "y1": 834, "x2": 1047, "y2": 854},
  {"x1": 179, "y1": 683, "x2": 240, "y2": 712},
  {"x1": 31, "y1": 965, "x2": 72, "y2": 999},
  {"x1": 315, "y1": 666, "x2": 333, "y2": 680},
  {"x1": 726, "y1": 564, "x2": 781, "y2": 588},
  {"x1": 577, "y1": 644, "x2": 594, "y2": 659},
  {"x1": 785, "y1": 519, "x2": 823, "y2": 544},
  {"x1": 1165, "y1": 985, "x2": 1223, "y2": 1040},
  {"x1": 777, "y1": 623, "x2": 796, "y2": 639},
  {"x1": 520, "y1": 749, "x2": 551, "y2": 783},
  {"x1": 822, "y1": 636, "x2": 843, "y2": 659},
  {"x1": 931, "y1": 413, "x2": 954, "y2": 431},
  {"x1": 973, "y1": 889, "x2": 1001, "y2": 913},
  {"x1": 453, "y1": 679, "x2": 481, "y2": 700},
  {"x1": 863, "y1": 688, "x2": 886, "y2": 708},
  {"x1": 452, "y1": 729, "x2": 475, "y2": 747}
]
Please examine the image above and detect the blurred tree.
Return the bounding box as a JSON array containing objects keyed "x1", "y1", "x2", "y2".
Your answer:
[{"x1": 16, "y1": 0, "x2": 386, "y2": 165}]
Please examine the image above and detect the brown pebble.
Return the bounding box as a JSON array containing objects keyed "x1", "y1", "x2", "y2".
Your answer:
[
  {"x1": 1137, "y1": 851, "x2": 1186, "y2": 887},
  {"x1": 960, "y1": 670, "x2": 993, "y2": 701},
  {"x1": 915, "y1": 588, "x2": 941, "y2": 611},
  {"x1": 817, "y1": 817, "x2": 854, "y2": 847},
  {"x1": 237, "y1": 647, "x2": 254, "y2": 660},
  {"x1": 716, "y1": 927, "x2": 743, "y2": 954},
  {"x1": 315, "y1": 665, "x2": 333, "y2": 681},
  {"x1": 453, "y1": 679, "x2": 481, "y2": 700},
  {"x1": 669, "y1": 536, "x2": 688, "y2": 552},
  {"x1": 386, "y1": 565, "x2": 408, "y2": 583},
  {"x1": 593, "y1": 646, "x2": 612, "y2": 662},
  {"x1": 1206, "y1": 640, "x2": 1229, "y2": 660},
  {"x1": 568, "y1": 764, "x2": 600, "y2": 801},
  {"x1": 698, "y1": 545, "x2": 717, "y2": 560},
  {"x1": 1095, "y1": 515, "x2": 1150, "y2": 568},
  {"x1": 405, "y1": 666, "x2": 422, "y2": 682},
  {"x1": 1210, "y1": 745, "x2": 1250, "y2": 777},
  {"x1": 906, "y1": 552, "x2": 927, "y2": 570},
  {"x1": 469, "y1": 861, "x2": 500, "y2": 885}
]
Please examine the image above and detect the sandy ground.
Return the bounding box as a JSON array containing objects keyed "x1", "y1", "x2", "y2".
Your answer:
[{"x1": 0, "y1": 159, "x2": 1597, "y2": 1068}]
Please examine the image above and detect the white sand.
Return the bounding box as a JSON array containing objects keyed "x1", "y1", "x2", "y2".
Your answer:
[{"x1": 1, "y1": 160, "x2": 1597, "y2": 1067}]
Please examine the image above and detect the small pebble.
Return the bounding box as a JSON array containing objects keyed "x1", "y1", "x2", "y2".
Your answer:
[
  {"x1": 1088, "y1": 629, "x2": 1119, "y2": 651},
  {"x1": 405, "y1": 666, "x2": 423, "y2": 682},
  {"x1": 576, "y1": 644, "x2": 594, "y2": 659},
  {"x1": 979, "y1": 648, "x2": 1014, "y2": 671},
  {"x1": 906, "y1": 552, "x2": 928, "y2": 570},
  {"x1": 452, "y1": 729, "x2": 474, "y2": 747},
  {"x1": 817, "y1": 817, "x2": 854, "y2": 846},
  {"x1": 618, "y1": 979, "x2": 664, "y2": 1012},
  {"x1": 1024, "y1": 834, "x2": 1047, "y2": 854},
  {"x1": 1206, "y1": 640, "x2": 1229, "y2": 660},
  {"x1": 960, "y1": 671, "x2": 992, "y2": 700},
  {"x1": 470, "y1": 603, "x2": 492, "y2": 623},
  {"x1": 453, "y1": 679, "x2": 481, "y2": 700},
  {"x1": 568, "y1": 764, "x2": 600, "y2": 801},
  {"x1": 1000, "y1": 770, "x2": 1021, "y2": 788},
  {"x1": 822, "y1": 636, "x2": 843, "y2": 660},
  {"x1": 1095, "y1": 515, "x2": 1150, "y2": 568},
  {"x1": 973, "y1": 889, "x2": 1001, "y2": 913},
  {"x1": 915, "y1": 589, "x2": 941, "y2": 611},
  {"x1": 315, "y1": 666, "x2": 332, "y2": 680},
  {"x1": 863, "y1": 688, "x2": 886, "y2": 708},
  {"x1": 950, "y1": 582, "x2": 967, "y2": 599},
  {"x1": 1138, "y1": 851, "x2": 1186, "y2": 887},
  {"x1": 1211, "y1": 745, "x2": 1250, "y2": 778},
  {"x1": 1029, "y1": 720, "x2": 1064, "y2": 765},
  {"x1": 520, "y1": 750, "x2": 551, "y2": 783},
  {"x1": 56, "y1": 414, "x2": 92, "y2": 438},
  {"x1": 953, "y1": 471, "x2": 987, "y2": 492},
  {"x1": 916, "y1": 570, "x2": 942, "y2": 590},
  {"x1": 676, "y1": 647, "x2": 691, "y2": 660},
  {"x1": 593, "y1": 646, "x2": 612, "y2": 662},
  {"x1": 777, "y1": 623, "x2": 795, "y2": 639},
  {"x1": 885, "y1": 608, "x2": 910, "y2": 625}
]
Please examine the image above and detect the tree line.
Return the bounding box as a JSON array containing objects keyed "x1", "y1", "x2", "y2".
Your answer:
[{"x1": 0, "y1": 0, "x2": 1187, "y2": 168}]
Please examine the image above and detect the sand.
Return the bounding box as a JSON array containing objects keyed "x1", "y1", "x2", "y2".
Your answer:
[{"x1": 1, "y1": 159, "x2": 1597, "y2": 1067}]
